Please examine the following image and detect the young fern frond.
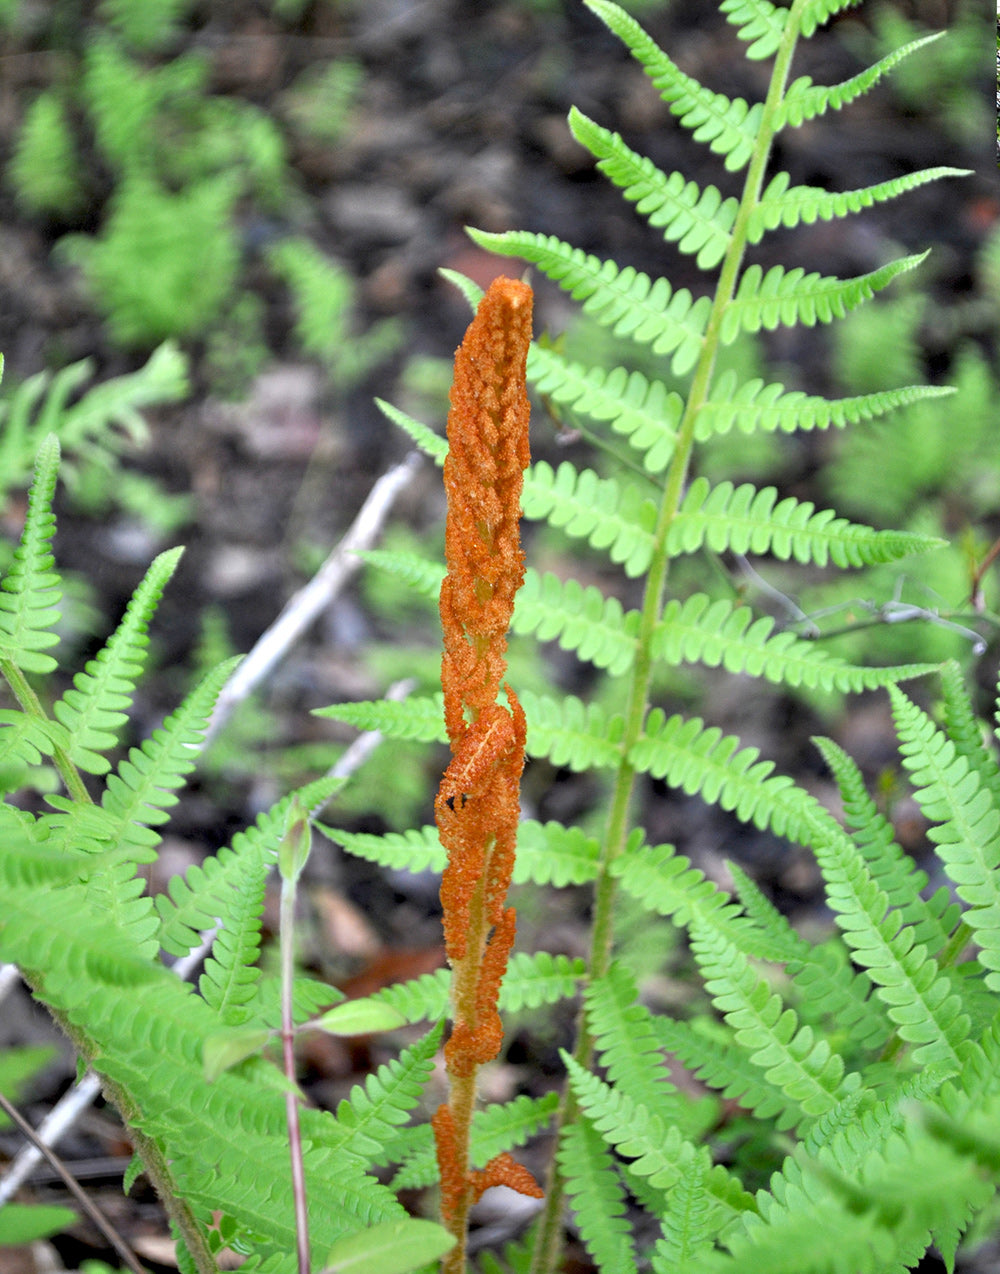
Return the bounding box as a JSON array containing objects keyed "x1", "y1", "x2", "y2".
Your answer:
[
  {"x1": 889, "y1": 685, "x2": 1000, "y2": 990},
  {"x1": 558, "y1": 1118, "x2": 638, "y2": 1274}
]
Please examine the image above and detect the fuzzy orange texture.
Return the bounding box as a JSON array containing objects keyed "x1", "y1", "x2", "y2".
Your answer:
[{"x1": 433, "y1": 277, "x2": 542, "y2": 1217}]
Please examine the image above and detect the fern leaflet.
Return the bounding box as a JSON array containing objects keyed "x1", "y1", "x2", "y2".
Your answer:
[
  {"x1": 695, "y1": 371, "x2": 954, "y2": 438},
  {"x1": 719, "y1": 253, "x2": 928, "y2": 342},
  {"x1": 467, "y1": 229, "x2": 710, "y2": 376},
  {"x1": 666, "y1": 476, "x2": 944, "y2": 566},
  {"x1": 889, "y1": 686, "x2": 1000, "y2": 990},
  {"x1": 521, "y1": 460, "x2": 656, "y2": 577},
  {"x1": 558, "y1": 1117, "x2": 638, "y2": 1274},
  {"x1": 0, "y1": 435, "x2": 62, "y2": 674},
  {"x1": 568, "y1": 107, "x2": 737, "y2": 270},
  {"x1": 748, "y1": 167, "x2": 969, "y2": 240},
  {"x1": 584, "y1": 0, "x2": 762, "y2": 171},
  {"x1": 528, "y1": 342, "x2": 682, "y2": 474},
  {"x1": 52, "y1": 547, "x2": 183, "y2": 775},
  {"x1": 776, "y1": 31, "x2": 946, "y2": 127},
  {"x1": 651, "y1": 591, "x2": 936, "y2": 692}
]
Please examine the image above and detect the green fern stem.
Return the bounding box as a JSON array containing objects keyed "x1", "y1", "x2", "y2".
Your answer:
[
  {"x1": 0, "y1": 655, "x2": 91, "y2": 805},
  {"x1": 529, "y1": 3, "x2": 810, "y2": 1269}
]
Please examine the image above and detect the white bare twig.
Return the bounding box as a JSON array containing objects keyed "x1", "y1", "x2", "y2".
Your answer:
[{"x1": 204, "y1": 450, "x2": 423, "y2": 745}]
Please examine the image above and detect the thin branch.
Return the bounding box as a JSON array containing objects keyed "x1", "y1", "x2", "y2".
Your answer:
[
  {"x1": 0, "y1": 1088, "x2": 149, "y2": 1274},
  {"x1": 204, "y1": 451, "x2": 423, "y2": 745}
]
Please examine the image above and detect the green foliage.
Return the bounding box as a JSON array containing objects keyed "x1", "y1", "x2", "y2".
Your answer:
[
  {"x1": 0, "y1": 341, "x2": 189, "y2": 508},
  {"x1": 267, "y1": 238, "x2": 404, "y2": 386},
  {"x1": 61, "y1": 173, "x2": 241, "y2": 346},
  {"x1": 7, "y1": 91, "x2": 84, "y2": 216},
  {"x1": 1, "y1": 2, "x2": 997, "y2": 1272}
]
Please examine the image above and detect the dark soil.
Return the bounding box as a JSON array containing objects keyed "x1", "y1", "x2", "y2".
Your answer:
[{"x1": 0, "y1": 0, "x2": 998, "y2": 1270}]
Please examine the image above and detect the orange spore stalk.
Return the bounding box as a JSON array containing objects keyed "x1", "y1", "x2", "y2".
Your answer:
[{"x1": 432, "y1": 277, "x2": 542, "y2": 1271}]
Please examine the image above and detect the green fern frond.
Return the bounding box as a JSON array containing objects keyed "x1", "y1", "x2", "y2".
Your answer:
[
  {"x1": 586, "y1": 964, "x2": 685, "y2": 1122},
  {"x1": 89, "y1": 657, "x2": 239, "y2": 867},
  {"x1": 719, "y1": 0, "x2": 787, "y2": 59},
  {"x1": 648, "y1": 1169, "x2": 716, "y2": 1274},
  {"x1": 367, "y1": 952, "x2": 586, "y2": 1026},
  {"x1": 521, "y1": 461, "x2": 656, "y2": 578},
  {"x1": 584, "y1": 0, "x2": 763, "y2": 171},
  {"x1": 726, "y1": 861, "x2": 807, "y2": 963},
  {"x1": 199, "y1": 870, "x2": 267, "y2": 1024},
  {"x1": 695, "y1": 372, "x2": 954, "y2": 438},
  {"x1": 0, "y1": 710, "x2": 70, "y2": 770},
  {"x1": 156, "y1": 775, "x2": 345, "y2": 956},
  {"x1": 0, "y1": 435, "x2": 62, "y2": 675},
  {"x1": 651, "y1": 592, "x2": 937, "y2": 692},
  {"x1": 322, "y1": 823, "x2": 444, "y2": 874},
  {"x1": 513, "y1": 820, "x2": 602, "y2": 887},
  {"x1": 329, "y1": 1023, "x2": 444, "y2": 1164},
  {"x1": 499, "y1": 950, "x2": 588, "y2": 1011},
  {"x1": 938, "y1": 659, "x2": 1000, "y2": 812},
  {"x1": 666, "y1": 476, "x2": 945, "y2": 566},
  {"x1": 313, "y1": 694, "x2": 447, "y2": 744},
  {"x1": 775, "y1": 31, "x2": 945, "y2": 127},
  {"x1": 558, "y1": 1117, "x2": 638, "y2": 1274},
  {"x1": 326, "y1": 817, "x2": 601, "y2": 887},
  {"x1": 52, "y1": 547, "x2": 183, "y2": 775},
  {"x1": 563, "y1": 1054, "x2": 756, "y2": 1219},
  {"x1": 688, "y1": 919, "x2": 856, "y2": 1118},
  {"x1": 567, "y1": 107, "x2": 737, "y2": 270},
  {"x1": 467, "y1": 230, "x2": 710, "y2": 376},
  {"x1": 720, "y1": 253, "x2": 928, "y2": 342},
  {"x1": 748, "y1": 168, "x2": 969, "y2": 241},
  {"x1": 516, "y1": 570, "x2": 640, "y2": 676},
  {"x1": 527, "y1": 343, "x2": 682, "y2": 474},
  {"x1": 0, "y1": 344, "x2": 188, "y2": 500},
  {"x1": 814, "y1": 736, "x2": 960, "y2": 956},
  {"x1": 807, "y1": 815, "x2": 970, "y2": 1067},
  {"x1": 889, "y1": 686, "x2": 1000, "y2": 990},
  {"x1": 786, "y1": 938, "x2": 891, "y2": 1057},
  {"x1": 355, "y1": 548, "x2": 443, "y2": 600}
]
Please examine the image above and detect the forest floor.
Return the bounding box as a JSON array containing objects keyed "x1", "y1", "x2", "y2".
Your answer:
[{"x1": 0, "y1": 0, "x2": 998, "y2": 1270}]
